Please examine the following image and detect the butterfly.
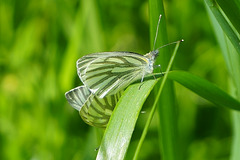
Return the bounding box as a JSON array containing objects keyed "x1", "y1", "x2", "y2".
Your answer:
[
  {"x1": 65, "y1": 86, "x2": 122, "y2": 128},
  {"x1": 65, "y1": 14, "x2": 181, "y2": 127},
  {"x1": 76, "y1": 51, "x2": 159, "y2": 98},
  {"x1": 75, "y1": 15, "x2": 177, "y2": 98}
]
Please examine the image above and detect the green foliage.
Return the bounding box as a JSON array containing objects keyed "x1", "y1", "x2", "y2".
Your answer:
[
  {"x1": 97, "y1": 79, "x2": 158, "y2": 160},
  {"x1": 205, "y1": 1, "x2": 240, "y2": 160},
  {"x1": 168, "y1": 71, "x2": 240, "y2": 111},
  {"x1": 1, "y1": 0, "x2": 240, "y2": 160}
]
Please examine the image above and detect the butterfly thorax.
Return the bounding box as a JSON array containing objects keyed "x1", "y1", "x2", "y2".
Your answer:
[{"x1": 144, "y1": 49, "x2": 159, "y2": 73}]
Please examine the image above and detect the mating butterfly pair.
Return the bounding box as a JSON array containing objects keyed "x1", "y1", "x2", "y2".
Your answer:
[{"x1": 65, "y1": 50, "x2": 159, "y2": 128}]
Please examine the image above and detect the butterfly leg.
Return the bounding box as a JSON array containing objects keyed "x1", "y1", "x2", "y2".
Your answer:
[
  {"x1": 154, "y1": 64, "x2": 162, "y2": 74},
  {"x1": 139, "y1": 82, "x2": 145, "y2": 90},
  {"x1": 139, "y1": 72, "x2": 145, "y2": 90},
  {"x1": 140, "y1": 73, "x2": 145, "y2": 83},
  {"x1": 153, "y1": 64, "x2": 163, "y2": 80},
  {"x1": 95, "y1": 146, "x2": 100, "y2": 151}
]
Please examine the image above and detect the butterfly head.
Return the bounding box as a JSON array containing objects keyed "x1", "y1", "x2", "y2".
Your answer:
[
  {"x1": 143, "y1": 49, "x2": 159, "y2": 73},
  {"x1": 145, "y1": 49, "x2": 159, "y2": 62}
]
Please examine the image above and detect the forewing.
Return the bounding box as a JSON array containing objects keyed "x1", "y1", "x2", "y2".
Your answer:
[
  {"x1": 65, "y1": 86, "x2": 91, "y2": 111},
  {"x1": 77, "y1": 52, "x2": 148, "y2": 98}
]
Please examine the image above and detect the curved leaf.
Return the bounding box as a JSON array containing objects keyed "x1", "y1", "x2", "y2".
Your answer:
[
  {"x1": 168, "y1": 71, "x2": 240, "y2": 111},
  {"x1": 96, "y1": 79, "x2": 158, "y2": 160},
  {"x1": 204, "y1": 0, "x2": 240, "y2": 55}
]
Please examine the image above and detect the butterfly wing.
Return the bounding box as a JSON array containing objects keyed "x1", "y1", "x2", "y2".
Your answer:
[
  {"x1": 77, "y1": 52, "x2": 151, "y2": 98},
  {"x1": 80, "y1": 90, "x2": 122, "y2": 128},
  {"x1": 65, "y1": 86, "x2": 91, "y2": 111},
  {"x1": 65, "y1": 85, "x2": 123, "y2": 128}
]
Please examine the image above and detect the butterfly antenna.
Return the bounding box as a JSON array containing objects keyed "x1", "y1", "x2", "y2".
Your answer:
[
  {"x1": 155, "y1": 39, "x2": 184, "y2": 51},
  {"x1": 153, "y1": 14, "x2": 162, "y2": 51}
]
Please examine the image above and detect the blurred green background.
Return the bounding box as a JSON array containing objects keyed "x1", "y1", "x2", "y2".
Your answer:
[{"x1": 0, "y1": 0, "x2": 232, "y2": 159}]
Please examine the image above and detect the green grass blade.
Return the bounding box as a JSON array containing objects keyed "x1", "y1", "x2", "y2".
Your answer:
[
  {"x1": 205, "y1": 1, "x2": 240, "y2": 159},
  {"x1": 133, "y1": 40, "x2": 182, "y2": 160},
  {"x1": 96, "y1": 79, "x2": 158, "y2": 160},
  {"x1": 216, "y1": 0, "x2": 240, "y2": 33},
  {"x1": 149, "y1": 0, "x2": 168, "y2": 50},
  {"x1": 167, "y1": 71, "x2": 240, "y2": 111},
  {"x1": 204, "y1": 0, "x2": 240, "y2": 55},
  {"x1": 149, "y1": 0, "x2": 179, "y2": 160}
]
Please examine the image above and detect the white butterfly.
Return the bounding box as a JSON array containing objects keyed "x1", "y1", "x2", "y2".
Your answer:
[
  {"x1": 75, "y1": 15, "x2": 180, "y2": 98},
  {"x1": 65, "y1": 14, "x2": 182, "y2": 127},
  {"x1": 76, "y1": 51, "x2": 158, "y2": 98}
]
